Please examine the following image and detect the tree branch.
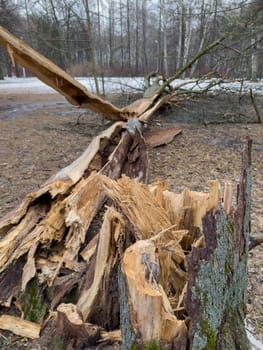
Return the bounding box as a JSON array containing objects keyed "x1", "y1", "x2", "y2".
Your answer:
[
  {"x1": 157, "y1": 34, "x2": 228, "y2": 95},
  {"x1": 249, "y1": 235, "x2": 263, "y2": 250},
  {"x1": 249, "y1": 88, "x2": 262, "y2": 123}
]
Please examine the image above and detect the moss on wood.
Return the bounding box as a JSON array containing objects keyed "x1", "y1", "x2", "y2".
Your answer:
[
  {"x1": 19, "y1": 276, "x2": 47, "y2": 323},
  {"x1": 187, "y1": 209, "x2": 250, "y2": 349}
]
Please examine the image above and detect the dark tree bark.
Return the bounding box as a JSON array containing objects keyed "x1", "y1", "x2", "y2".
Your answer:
[{"x1": 186, "y1": 140, "x2": 252, "y2": 350}]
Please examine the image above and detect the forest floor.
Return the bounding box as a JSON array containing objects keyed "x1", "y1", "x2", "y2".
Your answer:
[{"x1": 0, "y1": 91, "x2": 262, "y2": 349}]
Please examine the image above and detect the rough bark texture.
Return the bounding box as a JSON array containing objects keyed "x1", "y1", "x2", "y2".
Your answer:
[{"x1": 185, "y1": 140, "x2": 252, "y2": 350}]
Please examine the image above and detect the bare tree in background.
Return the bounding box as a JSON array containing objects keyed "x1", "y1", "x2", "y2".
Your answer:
[
  {"x1": 0, "y1": 0, "x2": 21, "y2": 77},
  {"x1": 1, "y1": 0, "x2": 263, "y2": 80}
]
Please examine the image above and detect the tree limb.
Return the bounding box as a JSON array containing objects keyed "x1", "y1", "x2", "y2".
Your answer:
[
  {"x1": 0, "y1": 25, "x2": 126, "y2": 121},
  {"x1": 249, "y1": 234, "x2": 263, "y2": 250},
  {"x1": 249, "y1": 88, "x2": 262, "y2": 123}
]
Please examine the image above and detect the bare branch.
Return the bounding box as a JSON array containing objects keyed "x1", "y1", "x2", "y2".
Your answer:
[
  {"x1": 249, "y1": 235, "x2": 263, "y2": 250},
  {"x1": 249, "y1": 88, "x2": 262, "y2": 123}
]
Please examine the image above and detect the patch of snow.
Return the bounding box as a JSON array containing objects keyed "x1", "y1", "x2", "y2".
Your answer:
[
  {"x1": 77, "y1": 76, "x2": 145, "y2": 94},
  {"x1": 0, "y1": 76, "x2": 145, "y2": 94},
  {"x1": 246, "y1": 324, "x2": 263, "y2": 350},
  {"x1": 1, "y1": 76, "x2": 263, "y2": 96},
  {"x1": 248, "y1": 333, "x2": 263, "y2": 350},
  {"x1": 170, "y1": 78, "x2": 263, "y2": 95},
  {"x1": 0, "y1": 76, "x2": 56, "y2": 94}
]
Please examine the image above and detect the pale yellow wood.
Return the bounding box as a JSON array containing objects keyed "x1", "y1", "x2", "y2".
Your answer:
[
  {"x1": 0, "y1": 208, "x2": 45, "y2": 272},
  {"x1": 138, "y1": 95, "x2": 171, "y2": 122},
  {"x1": 43, "y1": 122, "x2": 123, "y2": 188},
  {"x1": 223, "y1": 181, "x2": 232, "y2": 214},
  {"x1": 0, "y1": 122, "x2": 124, "y2": 240},
  {"x1": 40, "y1": 200, "x2": 67, "y2": 243},
  {"x1": 102, "y1": 175, "x2": 187, "y2": 295},
  {"x1": 57, "y1": 303, "x2": 83, "y2": 325},
  {"x1": 36, "y1": 258, "x2": 58, "y2": 284},
  {"x1": 102, "y1": 175, "x2": 183, "y2": 244},
  {"x1": 162, "y1": 180, "x2": 221, "y2": 232},
  {"x1": 21, "y1": 242, "x2": 38, "y2": 291},
  {"x1": 63, "y1": 173, "x2": 104, "y2": 264},
  {"x1": 122, "y1": 95, "x2": 157, "y2": 118},
  {"x1": 100, "y1": 329, "x2": 121, "y2": 343},
  {"x1": 123, "y1": 240, "x2": 187, "y2": 344},
  {"x1": 80, "y1": 234, "x2": 98, "y2": 262},
  {"x1": 0, "y1": 315, "x2": 40, "y2": 339},
  {"x1": 0, "y1": 123, "x2": 124, "y2": 276},
  {"x1": 56, "y1": 303, "x2": 100, "y2": 342}
]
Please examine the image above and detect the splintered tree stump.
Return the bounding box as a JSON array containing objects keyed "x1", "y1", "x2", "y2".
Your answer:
[
  {"x1": 112, "y1": 143, "x2": 251, "y2": 350},
  {"x1": 0, "y1": 133, "x2": 252, "y2": 350}
]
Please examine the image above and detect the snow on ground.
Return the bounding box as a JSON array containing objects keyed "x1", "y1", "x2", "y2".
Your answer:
[
  {"x1": 0, "y1": 76, "x2": 145, "y2": 94},
  {"x1": 247, "y1": 325, "x2": 263, "y2": 350},
  {"x1": 0, "y1": 76, "x2": 263, "y2": 95}
]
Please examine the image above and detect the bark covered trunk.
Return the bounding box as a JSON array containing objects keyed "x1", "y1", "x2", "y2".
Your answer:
[{"x1": 186, "y1": 142, "x2": 252, "y2": 350}]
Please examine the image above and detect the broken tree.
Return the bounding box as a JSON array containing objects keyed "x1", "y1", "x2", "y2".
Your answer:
[
  {"x1": 0, "y1": 25, "x2": 226, "y2": 122},
  {"x1": 0, "y1": 131, "x2": 253, "y2": 350},
  {"x1": 0, "y1": 26, "x2": 255, "y2": 349}
]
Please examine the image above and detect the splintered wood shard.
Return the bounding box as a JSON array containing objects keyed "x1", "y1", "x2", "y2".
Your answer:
[
  {"x1": 56, "y1": 303, "x2": 100, "y2": 346},
  {"x1": 144, "y1": 127, "x2": 182, "y2": 148},
  {"x1": 160, "y1": 179, "x2": 221, "y2": 235},
  {"x1": 102, "y1": 175, "x2": 184, "y2": 244},
  {"x1": 0, "y1": 122, "x2": 124, "y2": 239},
  {"x1": 0, "y1": 315, "x2": 40, "y2": 339},
  {"x1": 0, "y1": 26, "x2": 194, "y2": 125},
  {"x1": 101, "y1": 175, "x2": 188, "y2": 309},
  {"x1": 0, "y1": 27, "x2": 178, "y2": 123},
  {"x1": 120, "y1": 240, "x2": 188, "y2": 347},
  {"x1": 0, "y1": 123, "x2": 125, "y2": 277},
  {"x1": 77, "y1": 207, "x2": 125, "y2": 325}
]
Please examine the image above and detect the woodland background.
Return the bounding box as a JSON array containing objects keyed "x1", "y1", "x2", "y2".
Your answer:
[{"x1": 0, "y1": 0, "x2": 263, "y2": 89}]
